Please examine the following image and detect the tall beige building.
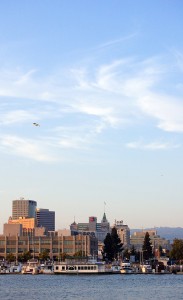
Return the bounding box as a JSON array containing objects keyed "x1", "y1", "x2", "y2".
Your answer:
[
  {"x1": 12, "y1": 198, "x2": 37, "y2": 220},
  {"x1": 114, "y1": 220, "x2": 130, "y2": 248}
]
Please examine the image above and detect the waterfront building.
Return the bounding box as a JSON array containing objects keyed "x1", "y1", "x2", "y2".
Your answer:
[
  {"x1": 36, "y1": 208, "x2": 55, "y2": 232},
  {"x1": 12, "y1": 198, "x2": 37, "y2": 220},
  {"x1": 0, "y1": 234, "x2": 98, "y2": 260},
  {"x1": 114, "y1": 220, "x2": 130, "y2": 248},
  {"x1": 130, "y1": 230, "x2": 171, "y2": 251}
]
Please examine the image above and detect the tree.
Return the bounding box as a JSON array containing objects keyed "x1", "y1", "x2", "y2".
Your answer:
[
  {"x1": 6, "y1": 253, "x2": 15, "y2": 263},
  {"x1": 18, "y1": 251, "x2": 32, "y2": 263},
  {"x1": 111, "y1": 227, "x2": 123, "y2": 260},
  {"x1": 158, "y1": 245, "x2": 163, "y2": 257},
  {"x1": 142, "y1": 232, "x2": 153, "y2": 260},
  {"x1": 103, "y1": 233, "x2": 114, "y2": 262},
  {"x1": 73, "y1": 250, "x2": 86, "y2": 257},
  {"x1": 130, "y1": 245, "x2": 139, "y2": 262},
  {"x1": 39, "y1": 249, "x2": 50, "y2": 262},
  {"x1": 170, "y1": 239, "x2": 183, "y2": 262},
  {"x1": 103, "y1": 228, "x2": 123, "y2": 262}
]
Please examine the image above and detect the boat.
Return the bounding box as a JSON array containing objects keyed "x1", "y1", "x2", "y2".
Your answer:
[
  {"x1": 141, "y1": 264, "x2": 152, "y2": 273},
  {"x1": 9, "y1": 263, "x2": 22, "y2": 273},
  {"x1": 54, "y1": 258, "x2": 111, "y2": 275},
  {"x1": 39, "y1": 262, "x2": 54, "y2": 274},
  {"x1": 120, "y1": 262, "x2": 135, "y2": 274},
  {"x1": 0, "y1": 261, "x2": 10, "y2": 274},
  {"x1": 21, "y1": 259, "x2": 39, "y2": 275},
  {"x1": 111, "y1": 264, "x2": 121, "y2": 273}
]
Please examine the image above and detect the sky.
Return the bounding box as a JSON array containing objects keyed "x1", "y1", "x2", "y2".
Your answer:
[{"x1": 0, "y1": 0, "x2": 183, "y2": 233}]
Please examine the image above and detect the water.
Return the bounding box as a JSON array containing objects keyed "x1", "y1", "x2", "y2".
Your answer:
[{"x1": 0, "y1": 274, "x2": 183, "y2": 300}]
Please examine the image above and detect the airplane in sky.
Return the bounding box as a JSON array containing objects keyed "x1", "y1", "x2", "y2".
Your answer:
[{"x1": 33, "y1": 122, "x2": 40, "y2": 127}]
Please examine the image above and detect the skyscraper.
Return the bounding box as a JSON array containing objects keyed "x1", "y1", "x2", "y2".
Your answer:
[
  {"x1": 36, "y1": 208, "x2": 55, "y2": 232},
  {"x1": 12, "y1": 198, "x2": 37, "y2": 220}
]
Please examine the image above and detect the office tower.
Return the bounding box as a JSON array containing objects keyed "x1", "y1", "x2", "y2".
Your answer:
[
  {"x1": 12, "y1": 198, "x2": 37, "y2": 220},
  {"x1": 114, "y1": 220, "x2": 130, "y2": 248},
  {"x1": 36, "y1": 208, "x2": 55, "y2": 232}
]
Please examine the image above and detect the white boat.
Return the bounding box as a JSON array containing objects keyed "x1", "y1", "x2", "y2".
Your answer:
[
  {"x1": 111, "y1": 265, "x2": 121, "y2": 273},
  {"x1": 54, "y1": 258, "x2": 109, "y2": 275},
  {"x1": 21, "y1": 259, "x2": 39, "y2": 275},
  {"x1": 40, "y1": 263, "x2": 54, "y2": 274},
  {"x1": 9, "y1": 263, "x2": 22, "y2": 273},
  {"x1": 120, "y1": 262, "x2": 134, "y2": 274},
  {"x1": 141, "y1": 264, "x2": 152, "y2": 273}
]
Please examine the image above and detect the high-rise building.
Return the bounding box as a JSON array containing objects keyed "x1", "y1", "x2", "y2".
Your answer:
[
  {"x1": 36, "y1": 208, "x2": 55, "y2": 232},
  {"x1": 12, "y1": 198, "x2": 37, "y2": 220},
  {"x1": 114, "y1": 220, "x2": 130, "y2": 248}
]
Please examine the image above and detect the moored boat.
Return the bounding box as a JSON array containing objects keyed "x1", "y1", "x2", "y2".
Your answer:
[
  {"x1": 140, "y1": 264, "x2": 152, "y2": 273},
  {"x1": 40, "y1": 262, "x2": 54, "y2": 274},
  {"x1": 54, "y1": 258, "x2": 111, "y2": 275},
  {"x1": 120, "y1": 262, "x2": 135, "y2": 274},
  {"x1": 21, "y1": 259, "x2": 39, "y2": 275}
]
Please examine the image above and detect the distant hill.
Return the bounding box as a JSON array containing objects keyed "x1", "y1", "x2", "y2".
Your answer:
[{"x1": 130, "y1": 227, "x2": 183, "y2": 243}]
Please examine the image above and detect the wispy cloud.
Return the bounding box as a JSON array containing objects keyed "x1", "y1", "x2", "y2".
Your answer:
[
  {"x1": 0, "y1": 49, "x2": 182, "y2": 162},
  {"x1": 138, "y1": 93, "x2": 183, "y2": 133},
  {"x1": 97, "y1": 33, "x2": 138, "y2": 50},
  {"x1": 126, "y1": 140, "x2": 180, "y2": 150},
  {"x1": 0, "y1": 135, "x2": 56, "y2": 162},
  {"x1": 0, "y1": 109, "x2": 37, "y2": 125}
]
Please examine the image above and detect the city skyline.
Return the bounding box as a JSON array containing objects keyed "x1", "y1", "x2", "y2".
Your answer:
[{"x1": 1, "y1": 1, "x2": 183, "y2": 233}]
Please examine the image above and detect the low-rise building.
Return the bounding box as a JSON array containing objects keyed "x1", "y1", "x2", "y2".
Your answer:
[
  {"x1": 3, "y1": 223, "x2": 22, "y2": 236},
  {"x1": 130, "y1": 230, "x2": 171, "y2": 251},
  {"x1": 0, "y1": 234, "x2": 98, "y2": 260}
]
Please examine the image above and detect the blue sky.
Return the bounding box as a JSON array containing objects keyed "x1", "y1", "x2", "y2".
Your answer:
[{"x1": 0, "y1": 0, "x2": 183, "y2": 232}]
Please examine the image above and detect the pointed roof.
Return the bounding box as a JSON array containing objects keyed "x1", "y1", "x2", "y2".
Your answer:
[{"x1": 102, "y1": 212, "x2": 107, "y2": 223}]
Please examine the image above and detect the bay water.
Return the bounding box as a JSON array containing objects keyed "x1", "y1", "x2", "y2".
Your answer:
[{"x1": 0, "y1": 274, "x2": 183, "y2": 300}]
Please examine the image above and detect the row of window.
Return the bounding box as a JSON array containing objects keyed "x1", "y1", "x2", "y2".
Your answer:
[{"x1": 56, "y1": 265, "x2": 97, "y2": 271}]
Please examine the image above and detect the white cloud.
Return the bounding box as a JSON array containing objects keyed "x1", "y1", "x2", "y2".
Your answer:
[
  {"x1": 0, "y1": 51, "x2": 182, "y2": 161},
  {"x1": 126, "y1": 140, "x2": 180, "y2": 150},
  {"x1": 138, "y1": 93, "x2": 183, "y2": 133},
  {"x1": 0, "y1": 110, "x2": 38, "y2": 125},
  {"x1": 97, "y1": 33, "x2": 138, "y2": 50},
  {"x1": 0, "y1": 135, "x2": 55, "y2": 162}
]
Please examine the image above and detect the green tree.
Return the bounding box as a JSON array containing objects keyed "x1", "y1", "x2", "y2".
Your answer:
[
  {"x1": 103, "y1": 233, "x2": 114, "y2": 262},
  {"x1": 111, "y1": 227, "x2": 123, "y2": 260},
  {"x1": 39, "y1": 249, "x2": 50, "y2": 261},
  {"x1": 6, "y1": 253, "x2": 15, "y2": 263},
  {"x1": 73, "y1": 250, "x2": 86, "y2": 257},
  {"x1": 57, "y1": 252, "x2": 67, "y2": 261},
  {"x1": 18, "y1": 251, "x2": 32, "y2": 262},
  {"x1": 158, "y1": 245, "x2": 163, "y2": 257},
  {"x1": 170, "y1": 239, "x2": 183, "y2": 262},
  {"x1": 142, "y1": 232, "x2": 153, "y2": 260},
  {"x1": 103, "y1": 228, "x2": 123, "y2": 261},
  {"x1": 130, "y1": 245, "x2": 139, "y2": 262}
]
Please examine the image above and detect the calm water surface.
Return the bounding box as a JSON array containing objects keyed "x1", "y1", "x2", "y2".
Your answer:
[{"x1": 0, "y1": 274, "x2": 183, "y2": 300}]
